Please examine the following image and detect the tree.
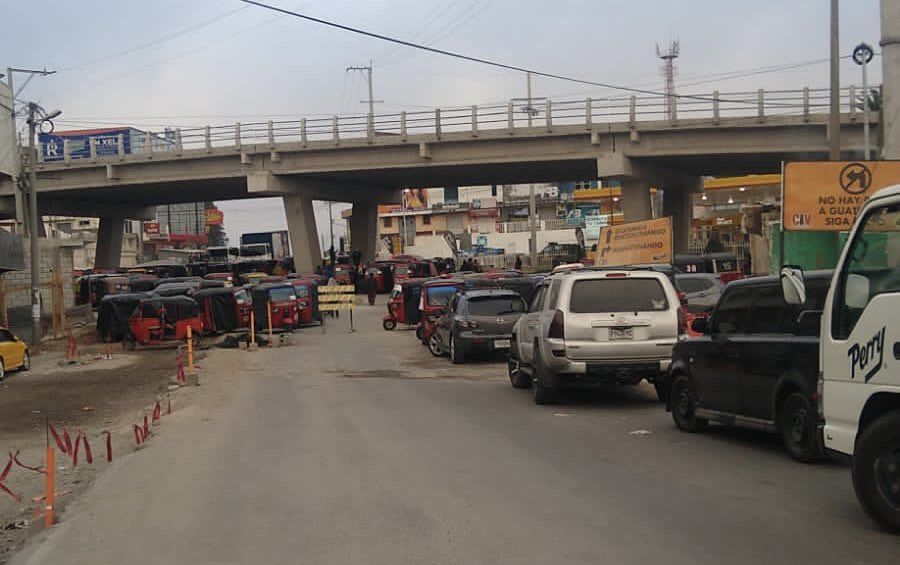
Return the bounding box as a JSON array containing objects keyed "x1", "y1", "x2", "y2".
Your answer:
[
  {"x1": 204, "y1": 202, "x2": 227, "y2": 247},
  {"x1": 855, "y1": 88, "x2": 882, "y2": 112}
]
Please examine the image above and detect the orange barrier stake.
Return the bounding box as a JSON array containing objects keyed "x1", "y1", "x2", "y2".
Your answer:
[
  {"x1": 186, "y1": 325, "x2": 195, "y2": 372},
  {"x1": 249, "y1": 310, "x2": 256, "y2": 349},
  {"x1": 267, "y1": 301, "x2": 273, "y2": 346},
  {"x1": 44, "y1": 446, "x2": 55, "y2": 527}
]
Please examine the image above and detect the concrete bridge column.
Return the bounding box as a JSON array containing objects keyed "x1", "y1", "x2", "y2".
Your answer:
[
  {"x1": 882, "y1": 0, "x2": 900, "y2": 159},
  {"x1": 663, "y1": 187, "x2": 694, "y2": 254},
  {"x1": 283, "y1": 194, "x2": 322, "y2": 274},
  {"x1": 95, "y1": 216, "x2": 124, "y2": 270},
  {"x1": 621, "y1": 178, "x2": 652, "y2": 222},
  {"x1": 350, "y1": 201, "x2": 378, "y2": 264}
]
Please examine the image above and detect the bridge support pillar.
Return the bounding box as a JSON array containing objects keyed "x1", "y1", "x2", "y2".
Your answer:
[
  {"x1": 621, "y1": 178, "x2": 652, "y2": 222},
  {"x1": 95, "y1": 216, "x2": 125, "y2": 270},
  {"x1": 283, "y1": 194, "x2": 322, "y2": 274},
  {"x1": 350, "y1": 201, "x2": 378, "y2": 264},
  {"x1": 882, "y1": 0, "x2": 900, "y2": 158},
  {"x1": 663, "y1": 186, "x2": 695, "y2": 255}
]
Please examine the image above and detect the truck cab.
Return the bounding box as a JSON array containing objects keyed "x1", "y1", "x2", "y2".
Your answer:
[{"x1": 782, "y1": 184, "x2": 900, "y2": 531}]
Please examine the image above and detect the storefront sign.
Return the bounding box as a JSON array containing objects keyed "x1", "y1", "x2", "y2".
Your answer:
[
  {"x1": 144, "y1": 221, "x2": 160, "y2": 236},
  {"x1": 204, "y1": 208, "x2": 224, "y2": 226},
  {"x1": 584, "y1": 215, "x2": 609, "y2": 239},
  {"x1": 594, "y1": 217, "x2": 673, "y2": 267},
  {"x1": 782, "y1": 161, "x2": 900, "y2": 231}
]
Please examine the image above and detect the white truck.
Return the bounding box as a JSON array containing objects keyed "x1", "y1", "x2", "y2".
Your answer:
[{"x1": 781, "y1": 184, "x2": 900, "y2": 532}]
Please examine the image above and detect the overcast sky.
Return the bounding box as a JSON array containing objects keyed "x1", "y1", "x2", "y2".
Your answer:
[{"x1": 2, "y1": 0, "x2": 885, "y2": 245}]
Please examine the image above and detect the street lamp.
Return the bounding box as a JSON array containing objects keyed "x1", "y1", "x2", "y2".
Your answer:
[
  {"x1": 852, "y1": 42, "x2": 875, "y2": 160},
  {"x1": 24, "y1": 102, "x2": 61, "y2": 347}
]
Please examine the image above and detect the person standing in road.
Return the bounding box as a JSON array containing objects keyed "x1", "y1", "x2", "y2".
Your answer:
[
  {"x1": 514, "y1": 255, "x2": 522, "y2": 271},
  {"x1": 367, "y1": 270, "x2": 377, "y2": 306}
]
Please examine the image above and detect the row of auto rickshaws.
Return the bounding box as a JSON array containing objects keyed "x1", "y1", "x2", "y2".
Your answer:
[
  {"x1": 93, "y1": 272, "x2": 327, "y2": 348},
  {"x1": 381, "y1": 270, "x2": 543, "y2": 351}
]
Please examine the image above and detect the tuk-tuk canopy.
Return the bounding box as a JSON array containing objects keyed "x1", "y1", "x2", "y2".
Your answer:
[
  {"x1": 97, "y1": 292, "x2": 155, "y2": 340},
  {"x1": 154, "y1": 282, "x2": 199, "y2": 297},
  {"x1": 139, "y1": 296, "x2": 201, "y2": 321},
  {"x1": 252, "y1": 283, "x2": 296, "y2": 303}
]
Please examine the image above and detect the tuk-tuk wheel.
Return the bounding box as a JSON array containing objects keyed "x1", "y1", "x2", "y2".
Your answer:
[
  {"x1": 415, "y1": 325, "x2": 425, "y2": 341},
  {"x1": 383, "y1": 319, "x2": 397, "y2": 331}
]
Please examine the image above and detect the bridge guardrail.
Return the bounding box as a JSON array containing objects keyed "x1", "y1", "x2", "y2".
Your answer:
[{"x1": 38, "y1": 85, "x2": 875, "y2": 164}]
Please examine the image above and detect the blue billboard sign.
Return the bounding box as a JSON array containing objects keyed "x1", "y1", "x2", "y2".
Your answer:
[{"x1": 39, "y1": 128, "x2": 132, "y2": 161}]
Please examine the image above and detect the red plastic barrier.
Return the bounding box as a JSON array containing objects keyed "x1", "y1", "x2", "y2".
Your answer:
[
  {"x1": 62, "y1": 428, "x2": 73, "y2": 457},
  {"x1": 142, "y1": 415, "x2": 149, "y2": 438},
  {"x1": 72, "y1": 434, "x2": 82, "y2": 467},
  {"x1": 166, "y1": 395, "x2": 172, "y2": 415},
  {"x1": 12, "y1": 451, "x2": 45, "y2": 474},
  {"x1": 104, "y1": 431, "x2": 112, "y2": 462},
  {"x1": 0, "y1": 453, "x2": 20, "y2": 502},
  {"x1": 49, "y1": 424, "x2": 67, "y2": 454},
  {"x1": 152, "y1": 401, "x2": 162, "y2": 425},
  {"x1": 133, "y1": 424, "x2": 144, "y2": 446}
]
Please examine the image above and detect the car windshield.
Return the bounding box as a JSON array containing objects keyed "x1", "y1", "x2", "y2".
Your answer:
[
  {"x1": 570, "y1": 278, "x2": 668, "y2": 312},
  {"x1": 426, "y1": 286, "x2": 458, "y2": 306},
  {"x1": 466, "y1": 295, "x2": 525, "y2": 316},
  {"x1": 294, "y1": 286, "x2": 309, "y2": 298},
  {"x1": 268, "y1": 288, "x2": 295, "y2": 302}
]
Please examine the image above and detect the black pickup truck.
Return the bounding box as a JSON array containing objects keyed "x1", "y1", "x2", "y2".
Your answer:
[{"x1": 663, "y1": 271, "x2": 832, "y2": 462}]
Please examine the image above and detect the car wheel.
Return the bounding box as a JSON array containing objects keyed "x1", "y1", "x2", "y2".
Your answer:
[
  {"x1": 0, "y1": 359, "x2": 5, "y2": 381},
  {"x1": 428, "y1": 333, "x2": 442, "y2": 357},
  {"x1": 852, "y1": 411, "x2": 900, "y2": 533},
  {"x1": 507, "y1": 337, "x2": 530, "y2": 389},
  {"x1": 19, "y1": 351, "x2": 30, "y2": 372},
  {"x1": 449, "y1": 335, "x2": 466, "y2": 364},
  {"x1": 382, "y1": 319, "x2": 397, "y2": 331},
  {"x1": 777, "y1": 392, "x2": 823, "y2": 462},
  {"x1": 532, "y1": 347, "x2": 559, "y2": 405},
  {"x1": 671, "y1": 375, "x2": 707, "y2": 432}
]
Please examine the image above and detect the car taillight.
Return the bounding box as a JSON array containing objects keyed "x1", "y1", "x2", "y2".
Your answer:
[
  {"x1": 548, "y1": 309, "x2": 565, "y2": 339},
  {"x1": 677, "y1": 307, "x2": 687, "y2": 336}
]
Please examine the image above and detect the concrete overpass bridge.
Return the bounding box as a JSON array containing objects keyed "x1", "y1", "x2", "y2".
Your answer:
[{"x1": 0, "y1": 86, "x2": 881, "y2": 271}]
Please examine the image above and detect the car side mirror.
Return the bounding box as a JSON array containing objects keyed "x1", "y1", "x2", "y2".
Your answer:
[
  {"x1": 780, "y1": 266, "x2": 806, "y2": 305},
  {"x1": 845, "y1": 273, "x2": 870, "y2": 309},
  {"x1": 690, "y1": 317, "x2": 709, "y2": 334},
  {"x1": 795, "y1": 309, "x2": 823, "y2": 336}
]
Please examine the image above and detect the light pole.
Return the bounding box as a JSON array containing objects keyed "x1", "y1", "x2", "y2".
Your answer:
[
  {"x1": 24, "y1": 103, "x2": 61, "y2": 347},
  {"x1": 853, "y1": 43, "x2": 875, "y2": 160}
]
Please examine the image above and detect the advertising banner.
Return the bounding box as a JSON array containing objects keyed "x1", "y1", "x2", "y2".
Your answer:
[
  {"x1": 584, "y1": 215, "x2": 610, "y2": 240},
  {"x1": 782, "y1": 161, "x2": 900, "y2": 231},
  {"x1": 39, "y1": 128, "x2": 132, "y2": 162},
  {"x1": 204, "y1": 208, "x2": 224, "y2": 226},
  {"x1": 594, "y1": 216, "x2": 673, "y2": 267}
]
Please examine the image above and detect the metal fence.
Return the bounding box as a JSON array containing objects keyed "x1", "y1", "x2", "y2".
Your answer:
[{"x1": 38, "y1": 85, "x2": 874, "y2": 164}]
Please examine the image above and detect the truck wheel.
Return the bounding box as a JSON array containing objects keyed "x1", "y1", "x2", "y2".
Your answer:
[
  {"x1": 852, "y1": 411, "x2": 900, "y2": 533},
  {"x1": 777, "y1": 393, "x2": 823, "y2": 463},
  {"x1": 449, "y1": 335, "x2": 466, "y2": 364},
  {"x1": 507, "y1": 337, "x2": 530, "y2": 389},
  {"x1": 671, "y1": 376, "x2": 707, "y2": 432},
  {"x1": 532, "y1": 348, "x2": 559, "y2": 405},
  {"x1": 382, "y1": 319, "x2": 396, "y2": 331}
]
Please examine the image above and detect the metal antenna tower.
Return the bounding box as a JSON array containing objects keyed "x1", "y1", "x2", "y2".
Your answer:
[{"x1": 656, "y1": 40, "x2": 679, "y2": 120}]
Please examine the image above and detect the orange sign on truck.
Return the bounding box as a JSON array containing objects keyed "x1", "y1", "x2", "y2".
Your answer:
[{"x1": 782, "y1": 161, "x2": 900, "y2": 231}]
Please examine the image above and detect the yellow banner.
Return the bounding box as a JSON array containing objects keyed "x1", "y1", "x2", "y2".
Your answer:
[
  {"x1": 318, "y1": 285, "x2": 355, "y2": 293},
  {"x1": 594, "y1": 217, "x2": 673, "y2": 267},
  {"x1": 319, "y1": 303, "x2": 355, "y2": 311},
  {"x1": 318, "y1": 295, "x2": 355, "y2": 304},
  {"x1": 782, "y1": 161, "x2": 900, "y2": 231}
]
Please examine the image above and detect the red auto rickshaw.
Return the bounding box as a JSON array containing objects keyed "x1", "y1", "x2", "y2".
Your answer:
[
  {"x1": 333, "y1": 263, "x2": 355, "y2": 285},
  {"x1": 124, "y1": 296, "x2": 203, "y2": 349},
  {"x1": 251, "y1": 283, "x2": 299, "y2": 332},
  {"x1": 382, "y1": 278, "x2": 426, "y2": 330},
  {"x1": 417, "y1": 278, "x2": 464, "y2": 347},
  {"x1": 288, "y1": 278, "x2": 321, "y2": 326},
  {"x1": 194, "y1": 286, "x2": 253, "y2": 334},
  {"x1": 204, "y1": 272, "x2": 235, "y2": 287}
]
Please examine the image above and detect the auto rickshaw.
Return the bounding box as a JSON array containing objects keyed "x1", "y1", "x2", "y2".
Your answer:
[
  {"x1": 288, "y1": 278, "x2": 321, "y2": 326},
  {"x1": 96, "y1": 292, "x2": 154, "y2": 341},
  {"x1": 204, "y1": 272, "x2": 235, "y2": 287},
  {"x1": 86, "y1": 274, "x2": 130, "y2": 309},
  {"x1": 124, "y1": 296, "x2": 204, "y2": 349},
  {"x1": 194, "y1": 286, "x2": 253, "y2": 334},
  {"x1": 333, "y1": 263, "x2": 355, "y2": 285},
  {"x1": 251, "y1": 283, "x2": 299, "y2": 332},
  {"x1": 417, "y1": 278, "x2": 465, "y2": 343},
  {"x1": 382, "y1": 278, "x2": 426, "y2": 330},
  {"x1": 241, "y1": 272, "x2": 269, "y2": 286},
  {"x1": 128, "y1": 273, "x2": 159, "y2": 293}
]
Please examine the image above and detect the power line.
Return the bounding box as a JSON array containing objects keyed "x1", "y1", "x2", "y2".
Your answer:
[{"x1": 236, "y1": 0, "x2": 792, "y2": 106}]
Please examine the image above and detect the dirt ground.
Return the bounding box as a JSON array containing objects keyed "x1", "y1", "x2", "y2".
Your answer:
[{"x1": 0, "y1": 332, "x2": 194, "y2": 562}]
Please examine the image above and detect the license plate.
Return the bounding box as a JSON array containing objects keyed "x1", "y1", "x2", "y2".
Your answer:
[
  {"x1": 609, "y1": 327, "x2": 634, "y2": 340},
  {"x1": 493, "y1": 339, "x2": 511, "y2": 349}
]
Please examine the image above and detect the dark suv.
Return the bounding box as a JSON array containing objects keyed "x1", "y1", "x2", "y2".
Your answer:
[
  {"x1": 664, "y1": 270, "x2": 832, "y2": 462},
  {"x1": 433, "y1": 289, "x2": 527, "y2": 364}
]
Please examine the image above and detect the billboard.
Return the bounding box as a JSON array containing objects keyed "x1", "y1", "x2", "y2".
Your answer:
[
  {"x1": 39, "y1": 128, "x2": 133, "y2": 161},
  {"x1": 782, "y1": 161, "x2": 900, "y2": 231},
  {"x1": 594, "y1": 216, "x2": 673, "y2": 267},
  {"x1": 0, "y1": 82, "x2": 14, "y2": 177},
  {"x1": 204, "y1": 208, "x2": 224, "y2": 226}
]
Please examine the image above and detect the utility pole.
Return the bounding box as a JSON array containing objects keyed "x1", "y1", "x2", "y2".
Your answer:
[
  {"x1": 656, "y1": 41, "x2": 680, "y2": 121},
  {"x1": 328, "y1": 200, "x2": 335, "y2": 253},
  {"x1": 527, "y1": 71, "x2": 537, "y2": 267},
  {"x1": 829, "y1": 0, "x2": 841, "y2": 160},
  {"x1": 346, "y1": 62, "x2": 382, "y2": 124}
]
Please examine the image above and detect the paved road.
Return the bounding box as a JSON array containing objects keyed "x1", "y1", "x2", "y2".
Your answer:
[{"x1": 12, "y1": 301, "x2": 899, "y2": 564}]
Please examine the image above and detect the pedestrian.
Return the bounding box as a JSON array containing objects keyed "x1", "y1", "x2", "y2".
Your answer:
[
  {"x1": 327, "y1": 274, "x2": 340, "y2": 318},
  {"x1": 367, "y1": 271, "x2": 377, "y2": 306},
  {"x1": 514, "y1": 255, "x2": 522, "y2": 271}
]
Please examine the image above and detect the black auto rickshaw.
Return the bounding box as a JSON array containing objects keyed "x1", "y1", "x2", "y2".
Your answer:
[
  {"x1": 128, "y1": 273, "x2": 160, "y2": 293},
  {"x1": 382, "y1": 278, "x2": 426, "y2": 330},
  {"x1": 96, "y1": 292, "x2": 155, "y2": 341}
]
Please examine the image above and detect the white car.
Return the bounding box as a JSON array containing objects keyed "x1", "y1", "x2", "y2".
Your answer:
[{"x1": 508, "y1": 268, "x2": 685, "y2": 404}]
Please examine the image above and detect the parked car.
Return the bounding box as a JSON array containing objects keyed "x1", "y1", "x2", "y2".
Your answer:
[
  {"x1": 509, "y1": 269, "x2": 684, "y2": 404},
  {"x1": 663, "y1": 271, "x2": 832, "y2": 462},
  {"x1": 0, "y1": 327, "x2": 29, "y2": 379},
  {"x1": 675, "y1": 273, "x2": 725, "y2": 313},
  {"x1": 432, "y1": 289, "x2": 527, "y2": 364}
]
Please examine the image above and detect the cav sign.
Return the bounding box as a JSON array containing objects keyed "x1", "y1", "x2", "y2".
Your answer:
[
  {"x1": 39, "y1": 129, "x2": 132, "y2": 161},
  {"x1": 782, "y1": 161, "x2": 900, "y2": 231}
]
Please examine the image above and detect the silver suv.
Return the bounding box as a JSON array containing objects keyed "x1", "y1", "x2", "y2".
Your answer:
[{"x1": 508, "y1": 268, "x2": 685, "y2": 404}]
